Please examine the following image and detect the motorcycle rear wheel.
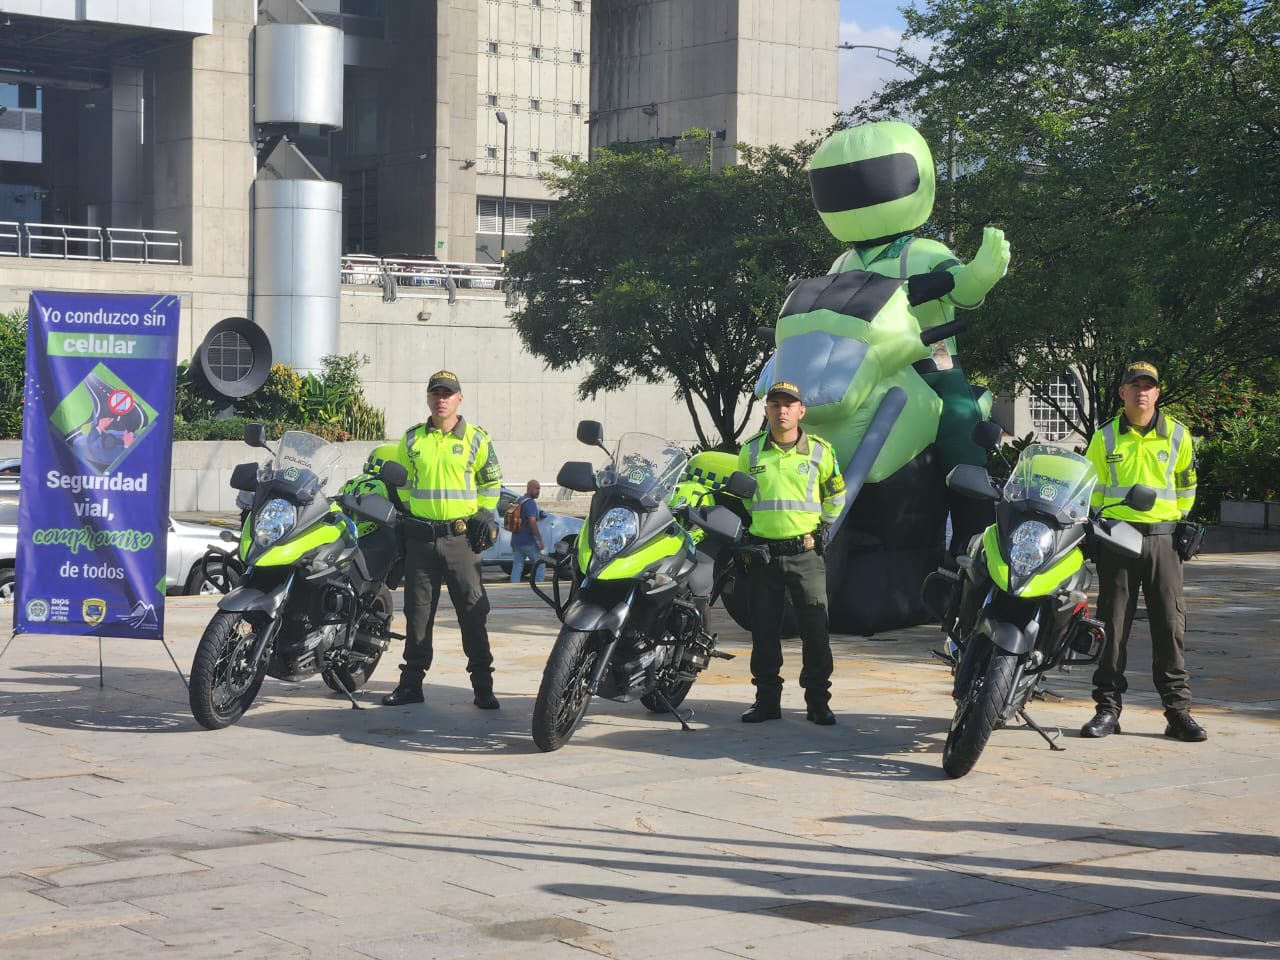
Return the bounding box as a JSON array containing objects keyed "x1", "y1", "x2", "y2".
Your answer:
[
  {"x1": 324, "y1": 586, "x2": 392, "y2": 694},
  {"x1": 941, "y1": 636, "x2": 1018, "y2": 778},
  {"x1": 532, "y1": 627, "x2": 599, "y2": 752},
  {"x1": 190, "y1": 611, "x2": 268, "y2": 730}
]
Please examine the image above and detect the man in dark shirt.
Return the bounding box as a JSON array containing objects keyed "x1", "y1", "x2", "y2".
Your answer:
[{"x1": 509, "y1": 480, "x2": 546, "y2": 583}]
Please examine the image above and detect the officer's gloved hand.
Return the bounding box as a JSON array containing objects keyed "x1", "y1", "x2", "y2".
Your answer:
[{"x1": 466, "y1": 508, "x2": 499, "y2": 553}]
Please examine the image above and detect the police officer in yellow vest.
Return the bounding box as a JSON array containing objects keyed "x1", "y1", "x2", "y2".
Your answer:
[
  {"x1": 737, "y1": 381, "x2": 847, "y2": 725},
  {"x1": 1081, "y1": 361, "x2": 1206, "y2": 742},
  {"x1": 382, "y1": 371, "x2": 504, "y2": 710}
]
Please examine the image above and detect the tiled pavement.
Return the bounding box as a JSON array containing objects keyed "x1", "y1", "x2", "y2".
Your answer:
[{"x1": 0, "y1": 554, "x2": 1276, "y2": 959}]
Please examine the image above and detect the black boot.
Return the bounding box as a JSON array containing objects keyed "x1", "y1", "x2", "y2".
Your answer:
[
  {"x1": 741, "y1": 699, "x2": 781, "y2": 723},
  {"x1": 1080, "y1": 708, "x2": 1121, "y2": 738},
  {"x1": 382, "y1": 682, "x2": 424, "y2": 706},
  {"x1": 472, "y1": 679, "x2": 500, "y2": 710},
  {"x1": 806, "y1": 703, "x2": 836, "y2": 725},
  {"x1": 1164, "y1": 709, "x2": 1206, "y2": 742}
]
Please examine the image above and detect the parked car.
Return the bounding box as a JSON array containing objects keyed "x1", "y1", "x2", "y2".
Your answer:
[
  {"x1": 0, "y1": 481, "x2": 240, "y2": 603},
  {"x1": 481, "y1": 486, "x2": 584, "y2": 578},
  {"x1": 0, "y1": 458, "x2": 19, "y2": 477}
]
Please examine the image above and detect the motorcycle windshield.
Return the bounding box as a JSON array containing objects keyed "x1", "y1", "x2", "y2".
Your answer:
[
  {"x1": 1003, "y1": 444, "x2": 1096, "y2": 523},
  {"x1": 271, "y1": 431, "x2": 344, "y2": 496},
  {"x1": 599, "y1": 433, "x2": 688, "y2": 507}
]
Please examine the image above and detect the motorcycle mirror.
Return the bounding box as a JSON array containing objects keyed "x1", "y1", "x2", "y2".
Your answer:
[
  {"x1": 947, "y1": 464, "x2": 1000, "y2": 501},
  {"x1": 229, "y1": 461, "x2": 259, "y2": 491},
  {"x1": 557, "y1": 460, "x2": 597, "y2": 493},
  {"x1": 243, "y1": 423, "x2": 268, "y2": 449},
  {"x1": 970, "y1": 420, "x2": 1004, "y2": 452},
  {"x1": 724, "y1": 470, "x2": 757, "y2": 500},
  {"x1": 379, "y1": 461, "x2": 409, "y2": 488},
  {"x1": 1124, "y1": 484, "x2": 1158, "y2": 512},
  {"x1": 576, "y1": 420, "x2": 605, "y2": 449}
]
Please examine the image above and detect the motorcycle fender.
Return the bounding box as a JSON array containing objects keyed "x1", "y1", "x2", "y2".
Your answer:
[
  {"x1": 218, "y1": 583, "x2": 289, "y2": 617},
  {"x1": 976, "y1": 612, "x2": 1038, "y2": 655},
  {"x1": 563, "y1": 596, "x2": 632, "y2": 635}
]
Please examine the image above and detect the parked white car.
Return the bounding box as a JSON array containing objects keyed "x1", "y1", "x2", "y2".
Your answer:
[
  {"x1": 0, "y1": 479, "x2": 240, "y2": 603},
  {"x1": 481, "y1": 486, "x2": 583, "y2": 577}
]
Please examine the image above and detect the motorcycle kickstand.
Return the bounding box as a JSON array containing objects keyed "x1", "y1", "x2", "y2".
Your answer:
[
  {"x1": 1034, "y1": 686, "x2": 1066, "y2": 702},
  {"x1": 324, "y1": 669, "x2": 365, "y2": 711},
  {"x1": 1018, "y1": 708, "x2": 1064, "y2": 751},
  {"x1": 654, "y1": 689, "x2": 695, "y2": 732}
]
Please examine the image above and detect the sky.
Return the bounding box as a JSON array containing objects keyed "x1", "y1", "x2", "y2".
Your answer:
[{"x1": 838, "y1": 0, "x2": 930, "y2": 112}]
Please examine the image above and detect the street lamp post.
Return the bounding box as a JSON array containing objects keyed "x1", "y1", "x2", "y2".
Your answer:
[{"x1": 495, "y1": 110, "x2": 510, "y2": 261}]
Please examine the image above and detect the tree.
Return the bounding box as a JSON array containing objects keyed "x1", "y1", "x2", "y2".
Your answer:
[
  {"x1": 854, "y1": 0, "x2": 1280, "y2": 438},
  {"x1": 506, "y1": 141, "x2": 843, "y2": 449},
  {"x1": 0, "y1": 309, "x2": 27, "y2": 439}
]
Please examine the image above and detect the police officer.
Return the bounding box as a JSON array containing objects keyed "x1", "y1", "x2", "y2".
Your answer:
[
  {"x1": 737, "y1": 381, "x2": 847, "y2": 725},
  {"x1": 1081, "y1": 361, "x2": 1205, "y2": 741},
  {"x1": 382, "y1": 371, "x2": 504, "y2": 710}
]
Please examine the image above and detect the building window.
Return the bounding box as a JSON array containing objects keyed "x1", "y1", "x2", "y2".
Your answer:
[
  {"x1": 532, "y1": 0, "x2": 541, "y2": 6},
  {"x1": 487, "y1": 41, "x2": 498, "y2": 53},
  {"x1": 574, "y1": 1, "x2": 583, "y2": 10},
  {"x1": 1029, "y1": 375, "x2": 1079, "y2": 442},
  {"x1": 572, "y1": 51, "x2": 583, "y2": 64},
  {"x1": 477, "y1": 197, "x2": 554, "y2": 236},
  {"x1": 486, "y1": 146, "x2": 498, "y2": 159},
  {"x1": 486, "y1": 94, "x2": 498, "y2": 106},
  {"x1": 570, "y1": 102, "x2": 581, "y2": 115},
  {"x1": 571, "y1": 153, "x2": 581, "y2": 161},
  {"x1": 531, "y1": 46, "x2": 542, "y2": 59},
  {"x1": 529, "y1": 150, "x2": 540, "y2": 162},
  {"x1": 530, "y1": 99, "x2": 541, "y2": 110}
]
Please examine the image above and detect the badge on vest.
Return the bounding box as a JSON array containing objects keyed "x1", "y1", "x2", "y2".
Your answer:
[
  {"x1": 797, "y1": 463, "x2": 810, "y2": 475},
  {"x1": 1157, "y1": 451, "x2": 1169, "y2": 462},
  {"x1": 1105, "y1": 454, "x2": 1123, "y2": 463},
  {"x1": 453, "y1": 444, "x2": 464, "y2": 455}
]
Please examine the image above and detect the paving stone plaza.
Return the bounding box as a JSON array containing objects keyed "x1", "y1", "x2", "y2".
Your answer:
[{"x1": 1, "y1": 554, "x2": 1277, "y2": 959}]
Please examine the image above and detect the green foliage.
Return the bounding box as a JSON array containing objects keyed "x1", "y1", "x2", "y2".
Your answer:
[
  {"x1": 506, "y1": 139, "x2": 844, "y2": 450},
  {"x1": 0, "y1": 309, "x2": 27, "y2": 438},
  {"x1": 175, "y1": 352, "x2": 386, "y2": 441},
  {"x1": 1166, "y1": 375, "x2": 1280, "y2": 520},
  {"x1": 857, "y1": 0, "x2": 1280, "y2": 439}
]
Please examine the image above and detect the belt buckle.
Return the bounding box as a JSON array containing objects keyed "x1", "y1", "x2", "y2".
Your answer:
[
  {"x1": 453, "y1": 519, "x2": 467, "y2": 535},
  {"x1": 801, "y1": 533, "x2": 815, "y2": 550}
]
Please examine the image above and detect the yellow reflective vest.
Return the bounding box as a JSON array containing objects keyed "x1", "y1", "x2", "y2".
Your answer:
[
  {"x1": 397, "y1": 417, "x2": 502, "y2": 520},
  {"x1": 737, "y1": 428, "x2": 847, "y2": 540},
  {"x1": 1085, "y1": 411, "x2": 1196, "y2": 522}
]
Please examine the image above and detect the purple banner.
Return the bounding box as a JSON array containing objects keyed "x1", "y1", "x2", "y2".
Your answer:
[{"x1": 13, "y1": 291, "x2": 180, "y2": 638}]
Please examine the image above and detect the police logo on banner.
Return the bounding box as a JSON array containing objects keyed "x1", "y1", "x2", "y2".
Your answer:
[{"x1": 13, "y1": 291, "x2": 181, "y2": 639}]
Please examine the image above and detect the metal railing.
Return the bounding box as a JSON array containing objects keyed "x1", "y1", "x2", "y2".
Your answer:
[
  {"x1": 341, "y1": 255, "x2": 506, "y2": 291},
  {"x1": 1, "y1": 222, "x2": 184, "y2": 264},
  {"x1": 106, "y1": 228, "x2": 184, "y2": 265},
  {"x1": 24, "y1": 222, "x2": 104, "y2": 261},
  {"x1": 0, "y1": 221, "x2": 18, "y2": 257}
]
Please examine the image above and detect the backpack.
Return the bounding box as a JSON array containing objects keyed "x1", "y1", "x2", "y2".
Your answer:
[{"x1": 503, "y1": 495, "x2": 530, "y2": 533}]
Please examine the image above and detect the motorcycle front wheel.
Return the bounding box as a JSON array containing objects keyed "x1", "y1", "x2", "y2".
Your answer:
[
  {"x1": 941, "y1": 635, "x2": 1018, "y2": 778},
  {"x1": 189, "y1": 611, "x2": 269, "y2": 730},
  {"x1": 532, "y1": 627, "x2": 599, "y2": 752}
]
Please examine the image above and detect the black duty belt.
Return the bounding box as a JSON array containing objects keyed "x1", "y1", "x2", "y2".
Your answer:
[
  {"x1": 758, "y1": 532, "x2": 819, "y2": 557},
  {"x1": 1127, "y1": 521, "x2": 1177, "y2": 535},
  {"x1": 406, "y1": 516, "x2": 467, "y2": 541}
]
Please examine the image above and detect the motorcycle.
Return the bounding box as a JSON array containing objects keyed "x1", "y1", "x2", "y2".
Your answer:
[
  {"x1": 924, "y1": 421, "x2": 1156, "y2": 777},
  {"x1": 530, "y1": 421, "x2": 756, "y2": 752},
  {"x1": 188, "y1": 424, "x2": 408, "y2": 730}
]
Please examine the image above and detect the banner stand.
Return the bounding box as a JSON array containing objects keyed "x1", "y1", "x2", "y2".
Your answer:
[{"x1": 0, "y1": 630, "x2": 188, "y2": 690}]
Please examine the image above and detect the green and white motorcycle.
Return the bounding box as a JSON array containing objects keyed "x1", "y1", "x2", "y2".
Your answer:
[
  {"x1": 531, "y1": 421, "x2": 756, "y2": 752},
  {"x1": 927, "y1": 423, "x2": 1156, "y2": 777},
  {"x1": 189, "y1": 425, "x2": 407, "y2": 730}
]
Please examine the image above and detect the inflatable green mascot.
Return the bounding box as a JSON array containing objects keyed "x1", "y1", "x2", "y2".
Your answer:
[{"x1": 731, "y1": 121, "x2": 1010, "y2": 635}]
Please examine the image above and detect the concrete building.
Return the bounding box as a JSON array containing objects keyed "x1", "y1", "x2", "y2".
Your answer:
[{"x1": 0, "y1": 0, "x2": 843, "y2": 488}]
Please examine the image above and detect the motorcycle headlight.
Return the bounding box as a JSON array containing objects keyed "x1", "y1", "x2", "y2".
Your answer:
[
  {"x1": 593, "y1": 507, "x2": 639, "y2": 562},
  {"x1": 1009, "y1": 520, "x2": 1054, "y2": 576},
  {"x1": 254, "y1": 498, "x2": 296, "y2": 548}
]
